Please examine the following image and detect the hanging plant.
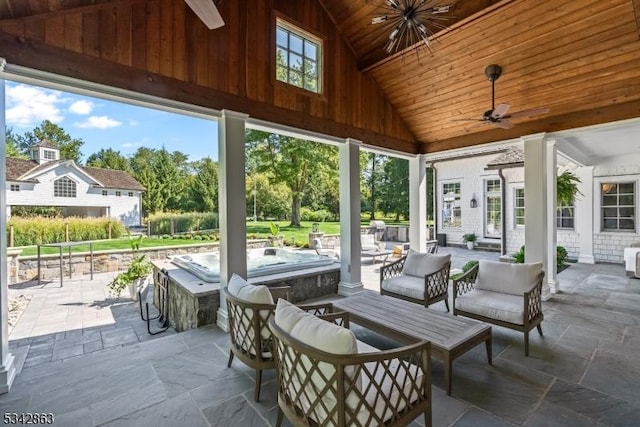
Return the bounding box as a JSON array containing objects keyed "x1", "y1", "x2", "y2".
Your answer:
[{"x1": 557, "y1": 171, "x2": 582, "y2": 207}]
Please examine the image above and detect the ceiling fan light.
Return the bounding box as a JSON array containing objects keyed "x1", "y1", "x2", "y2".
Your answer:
[
  {"x1": 387, "y1": 0, "x2": 400, "y2": 9},
  {"x1": 431, "y1": 5, "x2": 451, "y2": 14},
  {"x1": 385, "y1": 38, "x2": 398, "y2": 53},
  {"x1": 372, "y1": 16, "x2": 388, "y2": 24},
  {"x1": 389, "y1": 27, "x2": 399, "y2": 40},
  {"x1": 418, "y1": 23, "x2": 427, "y2": 34}
]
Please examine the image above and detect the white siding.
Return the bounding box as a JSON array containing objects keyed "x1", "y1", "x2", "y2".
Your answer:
[{"x1": 6, "y1": 165, "x2": 141, "y2": 226}]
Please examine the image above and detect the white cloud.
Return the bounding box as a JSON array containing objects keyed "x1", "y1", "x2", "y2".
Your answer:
[
  {"x1": 75, "y1": 116, "x2": 122, "y2": 129},
  {"x1": 69, "y1": 100, "x2": 93, "y2": 115},
  {"x1": 6, "y1": 84, "x2": 64, "y2": 127}
]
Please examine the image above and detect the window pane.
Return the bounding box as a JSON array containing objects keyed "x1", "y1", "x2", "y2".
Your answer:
[
  {"x1": 289, "y1": 70, "x2": 303, "y2": 87},
  {"x1": 602, "y1": 183, "x2": 617, "y2": 194},
  {"x1": 276, "y1": 65, "x2": 288, "y2": 82},
  {"x1": 290, "y1": 34, "x2": 303, "y2": 53},
  {"x1": 602, "y1": 207, "x2": 618, "y2": 217},
  {"x1": 304, "y1": 40, "x2": 317, "y2": 59},
  {"x1": 602, "y1": 195, "x2": 618, "y2": 206},
  {"x1": 603, "y1": 219, "x2": 618, "y2": 229},
  {"x1": 276, "y1": 48, "x2": 288, "y2": 66},
  {"x1": 620, "y1": 219, "x2": 635, "y2": 229},
  {"x1": 619, "y1": 183, "x2": 634, "y2": 193},
  {"x1": 289, "y1": 53, "x2": 302, "y2": 70},
  {"x1": 276, "y1": 28, "x2": 288, "y2": 47},
  {"x1": 620, "y1": 207, "x2": 635, "y2": 218},
  {"x1": 619, "y1": 195, "x2": 634, "y2": 205}
]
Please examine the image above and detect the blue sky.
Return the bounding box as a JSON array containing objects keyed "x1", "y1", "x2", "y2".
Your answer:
[{"x1": 5, "y1": 81, "x2": 219, "y2": 162}]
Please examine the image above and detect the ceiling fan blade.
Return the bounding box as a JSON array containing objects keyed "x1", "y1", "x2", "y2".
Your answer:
[
  {"x1": 451, "y1": 118, "x2": 484, "y2": 122},
  {"x1": 504, "y1": 107, "x2": 550, "y2": 119},
  {"x1": 185, "y1": 0, "x2": 225, "y2": 29},
  {"x1": 491, "y1": 103, "x2": 510, "y2": 119},
  {"x1": 493, "y1": 119, "x2": 514, "y2": 130}
]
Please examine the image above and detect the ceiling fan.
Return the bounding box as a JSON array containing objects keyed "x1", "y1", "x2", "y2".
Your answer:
[
  {"x1": 184, "y1": 0, "x2": 225, "y2": 29},
  {"x1": 453, "y1": 64, "x2": 549, "y2": 130}
]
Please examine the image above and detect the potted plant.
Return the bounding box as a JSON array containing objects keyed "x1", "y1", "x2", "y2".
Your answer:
[
  {"x1": 108, "y1": 233, "x2": 152, "y2": 299},
  {"x1": 462, "y1": 232, "x2": 478, "y2": 250},
  {"x1": 268, "y1": 221, "x2": 284, "y2": 247}
]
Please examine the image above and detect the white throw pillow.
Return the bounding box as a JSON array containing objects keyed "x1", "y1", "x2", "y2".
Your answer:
[
  {"x1": 227, "y1": 273, "x2": 274, "y2": 305},
  {"x1": 476, "y1": 260, "x2": 543, "y2": 296},
  {"x1": 402, "y1": 249, "x2": 450, "y2": 278}
]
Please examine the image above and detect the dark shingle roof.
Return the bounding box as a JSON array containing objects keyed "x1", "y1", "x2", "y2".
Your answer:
[
  {"x1": 486, "y1": 147, "x2": 524, "y2": 168},
  {"x1": 80, "y1": 166, "x2": 145, "y2": 191},
  {"x1": 33, "y1": 139, "x2": 58, "y2": 149},
  {"x1": 5, "y1": 157, "x2": 144, "y2": 191}
]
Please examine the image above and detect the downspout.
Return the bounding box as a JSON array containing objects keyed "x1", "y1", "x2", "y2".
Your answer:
[
  {"x1": 430, "y1": 163, "x2": 438, "y2": 241},
  {"x1": 498, "y1": 168, "x2": 507, "y2": 255}
]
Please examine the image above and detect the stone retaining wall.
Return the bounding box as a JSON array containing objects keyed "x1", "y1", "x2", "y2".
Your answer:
[{"x1": 13, "y1": 240, "x2": 269, "y2": 284}]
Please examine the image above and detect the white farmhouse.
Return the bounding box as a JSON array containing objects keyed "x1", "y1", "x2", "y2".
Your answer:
[{"x1": 5, "y1": 140, "x2": 144, "y2": 226}]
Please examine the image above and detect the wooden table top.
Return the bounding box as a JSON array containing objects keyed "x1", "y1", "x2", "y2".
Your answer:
[{"x1": 333, "y1": 292, "x2": 490, "y2": 352}]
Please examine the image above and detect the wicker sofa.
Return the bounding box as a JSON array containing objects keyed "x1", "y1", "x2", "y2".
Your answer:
[
  {"x1": 380, "y1": 250, "x2": 451, "y2": 311},
  {"x1": 270, "y1": 299, "x2": 432, "y2": 427},
  {"x1": 452, "y1": 260, "x2": 545, "y2": 356}
]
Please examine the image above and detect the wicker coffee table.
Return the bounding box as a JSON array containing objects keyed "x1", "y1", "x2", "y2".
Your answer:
[{"x1": 333, "y1": 292, "x2": 492, "y2": 395}]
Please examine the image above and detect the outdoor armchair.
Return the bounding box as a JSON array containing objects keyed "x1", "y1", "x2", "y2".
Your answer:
[
  {"x1": 223, "y1": 274, "x2": 333, "y2": 401},
  {"x1": 380, "y1": 250, "x2": 451, "y2": 311},
  {"x1": 270, "y1": 299, "x2": 431, "y2": 427},
  {"x1": 452, "y1": 260, "x2": 545, "y2": 356}
]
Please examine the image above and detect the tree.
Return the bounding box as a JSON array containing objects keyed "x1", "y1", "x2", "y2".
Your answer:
[
  {"x1": 246, "y1": 130, "x2": 337, "y2": 227},
  {"x1": 5, "y1": 128, "x2": 27, "y2": 159},
  {"x1": 378, "y1": 157, "x2": 409, "y2": 221},
  {"x1": 86, "y1": 148, "x2": 131, "y2": 172},
  {"x1": 362, "y1": 153, "x2": 386, "y2": 220},
  {"x1": 13, "y1": 120, "x2": 84, "y2": 163},
  {"x1": 190, "y1": 157, "x2": 219, "y2": 212}
]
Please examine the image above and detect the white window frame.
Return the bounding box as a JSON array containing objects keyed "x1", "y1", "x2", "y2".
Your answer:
[
  {"x1": 275, "y1": 18, "x2": 322, "y2": 93},
  {"x1": 484, "y1": 178, "x2": 501, "y2": 238},
  {"x1": 115, "y1": 191, "x2": 122, "y2": 197},
  {"x1": 601, "y1": 182, "x2": 635, "y2": 232},
  {"x1": 128, "y1": 191, "x2": 134, "y2": 197},
  {"x1": 10, "y1": 184, "x2": 20, "y2": 192},
  {"x1": 43, "y1": 149, "x2": 56, "y2": 160},
  {"x1": 102, "y1": 190, "x2": 108, "y2": 196},
  {"x1": 514, "y1": 187, "x2": 525, "y2": 228},
  {"x1": 442, "y1": 182, "x2": 462, "y2": 229},
  {"x1": 557, "y1": 203, "x2": 575, "y2": 230},
  {"x1": 54, "y1": 176, "x2": 77, "y2": 198}
]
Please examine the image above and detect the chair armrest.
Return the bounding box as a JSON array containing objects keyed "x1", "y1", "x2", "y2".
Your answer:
[
  {"x1": 268, "y1": 286, "x2": 292, "y2": 302},
  {"x1": 318, "y1": 311, "x2": 350, "y2": 328},
  {"x1": 452, "y1": 264, "x2": 479, "y2": 299},
  {"x1": 523, "y1": 272, "x2": 545, "y2": 323},
  {"x1": 380, "y1": 256, "x2": 406, "y2": 283},
  {"x1": 297, "y1": 302, "x2": 333, "y2": 316},
  {"x1": 424, "y1": 262, "x2": 450, "y2": 300}
]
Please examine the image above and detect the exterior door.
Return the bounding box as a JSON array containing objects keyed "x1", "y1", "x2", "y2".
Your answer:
[{"x1": 484, "y1": 179, "x2": 502, "y2": 238}]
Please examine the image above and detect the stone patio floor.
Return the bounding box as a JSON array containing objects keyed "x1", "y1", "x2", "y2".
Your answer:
[{"x1": 2, "y1": 246, "x2": 640, "y2": 426}]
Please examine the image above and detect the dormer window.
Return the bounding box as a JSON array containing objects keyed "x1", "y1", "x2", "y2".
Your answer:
[{"x1": 43, "y1": 149, "x2": 56, "y2": 160}]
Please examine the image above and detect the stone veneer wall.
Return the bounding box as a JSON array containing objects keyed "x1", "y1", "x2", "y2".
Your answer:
[{"x1": 13, "y1": 240, "x2": 269, "y2": 284}]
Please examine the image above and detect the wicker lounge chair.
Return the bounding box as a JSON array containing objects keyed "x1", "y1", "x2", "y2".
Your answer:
[
  {"x1": 270, "y1": 299, "x2": 432, "y2": 427},
  {"x1": 223, "y1": 274, "x2": 332, "y2": 401},
  {"x1": 452, "y1": 260, "x2": 544, "y2": 356},
  {"x1": 380, "y1": 250, "x2": 451, "y2": 311}
]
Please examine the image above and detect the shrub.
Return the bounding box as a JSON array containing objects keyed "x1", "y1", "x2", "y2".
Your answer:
[
  {"x1": 461, "y1": 260, "x2": 479, "y2": 273},
  {"x1": 300, "y1": 208, "x2": 333, "y2": 222},
  {"x1": 513, "y1": 246, "x2": 525, "y2": 263},
  {"x1": 513, "y1": 245, "x2": 568, "y2": 270},
  {"x1": 8, "y1": 216, "x2": 125, "y2": 246},
  {"x1": 148, "y1": 212, "x2": 219, "y2": 235}
]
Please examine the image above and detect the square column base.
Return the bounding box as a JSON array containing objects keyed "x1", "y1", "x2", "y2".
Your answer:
[
  {"x1": 578, "y1": 254, "x2": 595, "y2": 264},
  {"x1": 0, "y1": 354, "x2": 16, "y2": 394},
  {"x1": 216, "y1": 308, "x2": 229, "y2": 333},
  {"x1": 338, "y1": 281, "x2": 364, "y2": 297}
]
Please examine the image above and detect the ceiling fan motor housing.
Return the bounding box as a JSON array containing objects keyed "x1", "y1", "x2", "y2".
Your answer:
[{"x1": 485, "y1": 64, "x2": 502, "y2": 81}]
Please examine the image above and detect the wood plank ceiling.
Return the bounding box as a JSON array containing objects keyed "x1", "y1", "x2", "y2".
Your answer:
[{"x1": 1, "y1": 0, "x2": 640, "y2": 154}]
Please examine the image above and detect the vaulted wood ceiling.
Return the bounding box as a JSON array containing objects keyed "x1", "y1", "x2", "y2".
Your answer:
[{"x1": 1, "y1": 0, "x2": 640, "y2": 155}]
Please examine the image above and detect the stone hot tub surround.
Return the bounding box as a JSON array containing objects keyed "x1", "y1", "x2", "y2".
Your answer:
[{"x1": 151, "y1": 255, "x2": 340, "y2": 332}]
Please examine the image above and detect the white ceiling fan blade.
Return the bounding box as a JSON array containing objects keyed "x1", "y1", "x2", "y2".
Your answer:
[
  {"x1": 451, "y1": 118, "x2": 484, "y2": 122},
  {"x1": 491, "y1": 103, "x2": 510, "y2": 119},
  {"x1": 504, "y1": 107, "x2": 550, "y2": 119},
  {"x1": 493, "y1": 119, "x2": 514, "y2": 130},
  {"x1": 185, "y1": 0, "x2": 225, "y2": 29}
]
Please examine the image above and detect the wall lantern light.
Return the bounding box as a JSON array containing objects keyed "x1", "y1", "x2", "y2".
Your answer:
[{"x1": 470, "y1": 194, "x2": 478, "y2": 208}]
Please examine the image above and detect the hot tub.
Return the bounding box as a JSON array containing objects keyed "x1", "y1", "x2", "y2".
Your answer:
[{"x1": 171, "y1": 247, "x2": 335, "y2": 283}]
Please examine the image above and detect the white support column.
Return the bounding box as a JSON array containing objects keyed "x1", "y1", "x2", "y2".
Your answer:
[
  {"x1": 576, "y1": 166, "x2": 595, "y2": 264},
  {"x1": 0, "y1": 66, "x2": 17, "y2": 393},
  {"x1": 523, "y1": 133, "x2": 552, "y2": 301},
  {"x1": 409, "y1": 154, "x2": 427, "y2": 252},
  {"x1": 338, "y1": 139, "x2": 363, "y2": 296},
  {"x1": 545, "y1": 140, "x2": 559, "y2": 293},
  {"x1": 217, "y1": 110, "x2": 248, "y2": 331}
]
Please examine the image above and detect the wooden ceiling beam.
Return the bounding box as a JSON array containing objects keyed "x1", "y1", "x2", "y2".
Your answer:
[
  {"x1": 0, "y1": 30, "x2": 418, "y2": 154},
  {"x1": 633, "y1": 0, "x2": 640, "y2": 37}
]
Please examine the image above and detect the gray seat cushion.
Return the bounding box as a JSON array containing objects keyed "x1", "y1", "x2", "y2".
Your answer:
[
  {"x1": 381, "y1": 275, "x2": 425, "y2": 300},
  {"x1": 456, "y1": 289, "x2": 524, "y2": 325}
]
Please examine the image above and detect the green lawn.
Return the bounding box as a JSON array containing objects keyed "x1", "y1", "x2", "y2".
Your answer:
[{"x1": 14, "y1": 219, "x2": 411, "y2": 256}]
